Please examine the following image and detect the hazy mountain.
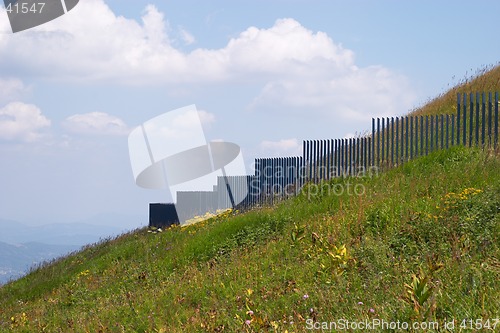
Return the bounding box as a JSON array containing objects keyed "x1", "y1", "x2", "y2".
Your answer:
[
  {"x1": 0, "y1": 215, "x2": 145, "y2": 246},
  {"x1": 0, "y1": 214, "x2": 146, "y2": 285},
  {"x1": 0, "y1": 241, "x2": 80, "y2": 285}
]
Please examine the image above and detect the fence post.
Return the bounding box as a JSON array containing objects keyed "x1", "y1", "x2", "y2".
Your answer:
[
  {"x1": 412, "y1": 116, "x2": 419, "y2": 157},
  {"x1": 440, "y1": 114, "x2": 444, "y2": 150},
  {"x1": 475, "y1": 92, "x2": 480, "y2": 146},
  {"x1": 457, "y1": 93, "x2": 461, "y2": 145},
  {"x1": 377, "y1": 118, "x2": 380, "y2": 168},
  {"x1": 305, "y1": 141, "x2": 309, "y2": 182},
  {"x1": 347, "y1": 139, "x2": 350, "y2": 177},
  {"x1": 327, "y1": 139, "x2": 331, "y2": 180},
  {"x1": 482, "y1": 93, "x2": 486, "y2": 146},
  {"x1": 358, "y1": 137, "x2": 362, "y2": 173},
  {"x1": 351, "y1": 138, "x2": 355, "y2": 176},
  {"x1": 410, "y1": 116, "x2": 414, "y2": 159},
  {"x1": 387, "y1": 118, "x2": 391, "y2": 163},
  {"x1": 451, "y1": 115, "x2": 455, "y2": 147},
  {"x1": 353, "y1": 138, "x2": 357, "y2": 175},
  {"x1": 349, "y1": 138, "x2": 354, "y2": 176},
  {"x1": 495, "y1": 92, "x2": 499, "y2": 148},
  {"x1": 425, "y1": 115, "x2": 429, "y2": 155},
  {"x1": 371, "y1": 118, "x2": 375, "y2": 167},
  {"x1": 323, "y1": 140, "x2": 328, "y2": 179},
  {"x1": 446, "y1": 114, "x2": 449, "y2": 149},
  {"x1": 430, "y1": 114, "x2": 434, "y2": 152},
  {"x1": 302, "y1": 141, "x2": 306, "y2": 183},
  {"x1": 321, "y1": 140, "x2": 325, "y2": 180},
  {"x1": 390, "y1": 117, "x2": 394, "y2": 166},
  {"x1": 367, "y1": 137, "x2": 371, "y2": 168},
  {"x1": 395, "y1": 117, "x2": 399, "y2": 165},
  {"x1": 316, "y1": 141, "x2": 320, "y2": 181},
  {"x1": 488, "y1": 92, "x2": 493, "y2": 146},
  {"x1": 281, "y1": 157, "x2": 285, "y2": 197},
  {"x1": 419, "y1": 116, "x2": 423, "y2": 155},
  {"x1": 381, "y1": 118, "x2": 385, "y2": 166},
  {"x1": 257, "y1": 158, "x2": 262, "y2": 205},
  {"x1": 463, "y1": 93, "x2": 467, "y2": 146},
  {"x1": 306, "y1": 141, "x2": 310, "y2": 183},
  {"x1": 337, "y1": 139, "x2": 340, "y2": 177},
  {"x1": 345, "y1": 138, "x2": 349, "y2": 176},
  {"x1": 400, "y1": 116, "x2": 404, "y2": 162},
  {"x1": 364, "y1": 137, "x2": 368, "y2": 171},
  {"x1": 339, "y1": 139, "x2": 344, "y2": 177},
  {"x1": 469, "y1": 93, "x2": 473, "y2": 147},
  {"x1": 314, "y1": 140, "x2": 318, "y2": 182},
  {"x1": 435, "y1": 115, "x2": 439, "y2": 149}
]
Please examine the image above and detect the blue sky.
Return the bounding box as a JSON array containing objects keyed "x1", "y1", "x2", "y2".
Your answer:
[{"x1": 0, "y1": 0, "x2": 499, "y2": 228}]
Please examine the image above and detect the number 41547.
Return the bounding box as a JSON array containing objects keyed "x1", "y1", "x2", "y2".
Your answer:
[
  {"x1": 460, "y1": 319, "x2": 499, "y2": 330},
  {"x1": 5, "y1": 2, "x2": 46, "y2": 14}
]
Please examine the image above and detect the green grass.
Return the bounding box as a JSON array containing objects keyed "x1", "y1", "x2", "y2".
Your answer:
[
  {"x1": 411, "y1": 64, "x2": 500, "y2": 116},
  {"x1": 1, "y1": 67, "x2": 499, "y2": 332},
  {"x1": 0, "y1": 146, "x2": 499, "y2": 332}
]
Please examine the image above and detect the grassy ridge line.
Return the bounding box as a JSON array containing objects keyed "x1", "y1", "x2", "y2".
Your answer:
[
  {"x1": 0, "y1": 146, "x2": 499, "y2": 332},
  {"x1": 411, "y1": 64, "x2": 500, "y2": 116}
]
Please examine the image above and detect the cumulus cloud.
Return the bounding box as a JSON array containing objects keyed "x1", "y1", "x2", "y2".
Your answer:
[
  {"x1": 0, "y1": 102, "x2": 51, "y2": 142},
  {"x1": 0, "y1": 1, "x2": 416, "y2": 117},
  {"x1": 260, "y1": 138, "x2": 302, "y2": 156},
  {"x1": 250, "y1": 66, "x2": 416, "y2": 121},
  {"x1": 63, "y1": 112, "x2": 129, "y2": 136},
  {"x1": 179, "y1": 27, "x2": 195, "y2": 45},
  {"x1": 197, "y1": 110, "x2": 215, "y2": 128},
  {"x1": 0, "y1": 78, "x2": 29, "y2": 104},
  {"x1": 0, "y1": 3, "x2": 390, "y2": 81}
]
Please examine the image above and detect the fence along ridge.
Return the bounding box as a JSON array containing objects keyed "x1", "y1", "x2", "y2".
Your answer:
[{"x1": 169, "y1": 92, "x2": 498, "y2": 223}]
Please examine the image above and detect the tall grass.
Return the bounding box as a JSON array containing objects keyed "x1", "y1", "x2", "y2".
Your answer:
[
  {"x1": 1, "y1": 66, "x2": 499, "y2": 332},
  {"x1": 1, "y1": 146, "x2": 498, "y2": 332},
  {"x1": 411, "y1": 64, "x2": 500, "y2": 116}
]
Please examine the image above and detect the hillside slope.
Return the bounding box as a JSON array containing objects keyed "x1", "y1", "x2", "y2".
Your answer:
[
  {"x1": 411, "y1": 64, "x2": 500, "y2": 116},
  {"x1": 0, "y1": 146, "x2": 498, "y2": 332},
  {"x1": 1, "y1": 66, "x2": 499, "y2": 332}
]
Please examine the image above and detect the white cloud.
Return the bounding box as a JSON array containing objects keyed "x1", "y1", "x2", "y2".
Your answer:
[
  {"x1": 260, "y1": 138, "x2": 302, "y2": 156},
  {"x1": 63, "y1": 112, "x2": 129, "y2": 136},
  {"x1": 250, "y1": 66, "x2": 416, "y2": 121},
  {"x1": 0, "y1": 3, "x2": 388, "y2": 82},
  {"x1": 0, "y1": 1, "x2": 415, "y2": 117},
  {"x1": 0, "y1": 78, "x2": 29, "y2": 104},
  {"x1": 198, "y1": 110, "x2": 215, "y2": 128},
  {"x1": 0, "y1": 102, "x2": 51, "y2": 142},
  {"x1": 179, "y1": 27, "x2": 195, "y2": 45}
]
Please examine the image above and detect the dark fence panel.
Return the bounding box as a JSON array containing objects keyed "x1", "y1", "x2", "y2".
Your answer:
[{"x1": 151, "y1": 92, "x2": 499, "y2": 225}]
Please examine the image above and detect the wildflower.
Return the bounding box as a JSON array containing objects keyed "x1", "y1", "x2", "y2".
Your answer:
[
  {"x1": 369, "y1": 308, "x2": 375, "y2": 313},
  {"x1": 246, "y1": 310, "x2": 254, "y2": 316},
  {"x1": 357, "y1": 301, "x2": 363, "y2": 305},
  {"x1": 245, "y1": 319, "x2": 251, "y2": 325},
  {"x1": 303, "y1": 294, "x2": 309, "y2": 300}
]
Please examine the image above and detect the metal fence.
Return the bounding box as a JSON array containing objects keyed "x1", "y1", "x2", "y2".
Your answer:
[
  {"x1": 304, "y1": 92, "x2": 499, "y2": 182},
  {"x1": 164, "y1": 92, "x2": 498, "y2": 223}
]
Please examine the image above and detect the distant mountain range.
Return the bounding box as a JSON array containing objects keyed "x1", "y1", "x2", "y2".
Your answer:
[
  {"x1": 0, "y1": 215, "x2": 146, "y2": 285},
  {"x1": 0, "y1": 241, "x2": 80, "y2": 285}
]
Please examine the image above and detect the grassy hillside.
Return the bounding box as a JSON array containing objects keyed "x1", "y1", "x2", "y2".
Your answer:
[
  {"x1": 411, "y1": 64, "x2": 500, "y2": 116},
  {"x1": 1, "y1": 67, "x2": 499, "y2": 332},
  {"x1": 0, "y1": 145, "x2": 499, "y2": 332}
]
